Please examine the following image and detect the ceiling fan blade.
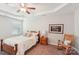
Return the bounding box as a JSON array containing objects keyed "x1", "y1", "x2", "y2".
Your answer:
[
  {"x1": 26, "y1": 11, "x2": 30, "y2": 14},
  {"x1": 27, "y1": 7, "x2": 36, "y2": 10}
]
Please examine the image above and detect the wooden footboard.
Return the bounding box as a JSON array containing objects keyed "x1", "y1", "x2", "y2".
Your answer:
[
  {"x1": 37, "y1": 31, "x2": 40, "y2": 43},
  {"x1": 1, "y1": 40, "x2": 18, "y2": 55},
  {"x1": 0, "y1": 31, "x2": 40, "y2": 55}
]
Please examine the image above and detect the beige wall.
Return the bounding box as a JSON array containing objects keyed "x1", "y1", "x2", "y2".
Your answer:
[
  {"x1": 74, "y1": 8, "x2": 79, "y2": 52},
  {"x1": 23, "y1": 13, "x2": 74, "y2": 45}
]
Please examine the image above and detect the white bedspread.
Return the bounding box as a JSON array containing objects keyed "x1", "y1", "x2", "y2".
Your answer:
[{"x1": 3, "y1": 35, "x2": 38, "y2": 55}]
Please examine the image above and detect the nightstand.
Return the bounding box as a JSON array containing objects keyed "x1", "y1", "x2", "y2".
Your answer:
[{"x1": 40, "y1": 36, "x2": 48, "y2": 45}]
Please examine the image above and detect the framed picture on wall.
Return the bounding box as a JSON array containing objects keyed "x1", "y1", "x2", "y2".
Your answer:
[{"x1": 49, "y1": 24, "x2": 64, "y2": 34}]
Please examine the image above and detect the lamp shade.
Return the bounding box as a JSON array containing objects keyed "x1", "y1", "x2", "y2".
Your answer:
[{"x1": 41, "y1": 31, "x2": 48, "y2": 37}]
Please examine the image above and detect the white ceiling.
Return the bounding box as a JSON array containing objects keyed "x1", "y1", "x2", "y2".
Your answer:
[
  {"x1": 0, "y1": 3, "x2": 65, "y2": 16},
  {"x1": 0, "y1": 3, "x2": 79, "y2": 18},
  {"x1": 55, "y1": 3, "x2": 79, "y2": 14},
  {"x1": 32, "y1": 3, "x2": 63, "y2": 13},
  {"x1": 6, "y1": 3, "x2": 63, "y2": 13}
]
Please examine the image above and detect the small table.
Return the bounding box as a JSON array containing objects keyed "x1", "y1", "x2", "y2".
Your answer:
[
  {"x1": 40, "y1": 36, "x2": 48, "y2": 45},
  {"x1": 57, "y1": 44, "x2": 63, "y2": 50}
]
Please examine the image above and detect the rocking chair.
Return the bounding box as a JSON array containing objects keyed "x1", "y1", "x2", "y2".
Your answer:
[{"x1": 57, "y1": 34, "x2": 74, "y2": 54}]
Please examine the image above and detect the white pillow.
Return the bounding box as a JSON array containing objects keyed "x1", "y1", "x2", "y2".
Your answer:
[
  {"x1": 24, "y1": 32, "x2": 33, "y2": 37},
  {"x1": 33, "y1": 32, "x2": 38, "y2": 36},
  {"x1": 64, "y1": 39, "x2": 71, "y2": 45}
]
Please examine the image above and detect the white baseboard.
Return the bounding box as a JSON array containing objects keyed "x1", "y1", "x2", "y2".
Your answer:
[{"x1": 72, "y1": 47, "x2": 79, "y2": 54}]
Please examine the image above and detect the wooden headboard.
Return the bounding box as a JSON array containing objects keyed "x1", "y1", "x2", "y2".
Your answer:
[{"x1": 29, "y1": 31, "x2": 40, "y2": 43}]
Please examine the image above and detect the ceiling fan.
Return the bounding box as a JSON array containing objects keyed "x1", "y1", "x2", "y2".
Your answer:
[{"x1": 17, "y1": 3, "x2": 36, "y2": 14}]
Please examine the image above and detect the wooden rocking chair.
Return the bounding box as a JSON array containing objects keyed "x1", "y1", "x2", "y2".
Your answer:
[{"x1": 58, "y1": 34, "x2": 74, "y2": 54}]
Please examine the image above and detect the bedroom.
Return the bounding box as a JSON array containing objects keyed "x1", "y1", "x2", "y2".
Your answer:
[{"x1": 0, "y1": 3, "x2": 79, "y2": 55}]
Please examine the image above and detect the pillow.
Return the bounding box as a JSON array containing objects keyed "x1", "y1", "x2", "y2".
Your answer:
[
  {"x1": 64, "y1": 39, "x2": 71, "y2": 45},
  {"x1": 33, "y1": 32, "x2": 38, "y2": 36},
  {"x1": 24, "y1": 32, "x2": 33, "y2": 37},
  {"x1": 30, "y1": 31, "x2": 39, "y2": 36}
]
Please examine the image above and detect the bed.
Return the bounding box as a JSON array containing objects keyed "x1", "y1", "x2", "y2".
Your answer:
[{"x1": 0, "y1": 31, "x2": 40, "y2": 55}]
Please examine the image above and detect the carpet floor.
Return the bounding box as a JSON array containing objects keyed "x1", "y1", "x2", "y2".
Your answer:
[
  {"x1": 0, "y1": 43, "x2": 79, "y2": 55},
  {"x1": 26, "y1": 43, "x2": 79, "y2": 55}
]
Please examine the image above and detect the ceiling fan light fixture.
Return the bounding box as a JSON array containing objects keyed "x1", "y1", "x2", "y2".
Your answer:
[
  {"x1": 20, "y1": 8, "x2": 26, "y2": 12},
  {"x1": 21, "y1": 3, "x2": 25, "y2": 7},
  {"x1": 17, "y1": 3, "x2": 36, "y2": 14}
]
